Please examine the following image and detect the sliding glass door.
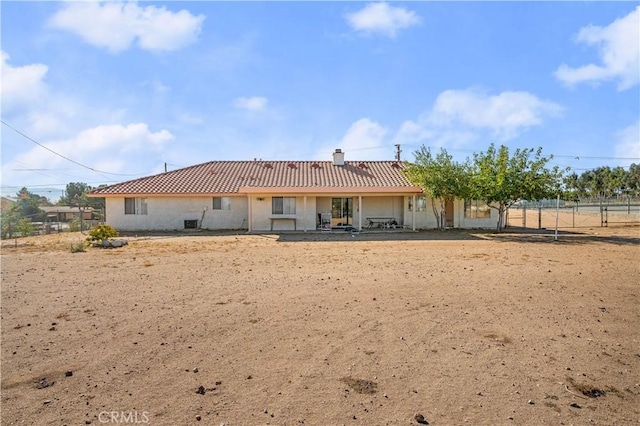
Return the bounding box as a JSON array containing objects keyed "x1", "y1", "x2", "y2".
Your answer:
[{"x1": 331, "y1": 197, "x2": 353, "y2": 226}]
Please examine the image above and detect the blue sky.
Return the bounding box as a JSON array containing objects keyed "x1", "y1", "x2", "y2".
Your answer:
[{"x1": 1, "y1": 1, "x2": 639, "y2": 200}]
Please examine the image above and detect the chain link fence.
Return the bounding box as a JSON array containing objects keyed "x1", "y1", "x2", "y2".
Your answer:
[{"x1": 506, "y1": 197, "x2": 640, "y2": 230}]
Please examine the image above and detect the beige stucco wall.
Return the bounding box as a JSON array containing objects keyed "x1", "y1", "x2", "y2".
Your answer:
[
  {"x1": 401, "y1": 197, "x2": 499, "y2": 230},
  {"x1": 248, "y1": 195, "x2": 318, "y2": 231},
  {"x1": 105, "y1": 196, "x2": 248, "y2": 231},
  {"x1": 248, "y1": 195, "x2": 410, "y2": 231},
  {"x1": 104, "y1": 194, "x2": 500, "y2": 232}
]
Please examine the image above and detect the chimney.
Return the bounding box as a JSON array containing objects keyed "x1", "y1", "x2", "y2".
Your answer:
[{"x1": 332, "y1": 149, "x2": 345, "y2": 166}]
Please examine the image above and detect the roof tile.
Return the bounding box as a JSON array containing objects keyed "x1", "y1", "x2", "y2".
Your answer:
[{"x1": 88, "y1": 160, "x2": 421, "y2": 196}]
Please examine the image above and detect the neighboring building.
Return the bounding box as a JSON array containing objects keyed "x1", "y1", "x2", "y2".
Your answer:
[
  {"x1": 87, "y1": 149, "x2": 498, "y2": 232},
  {"x1": 1, "y1": 196, "x2": 17, "y2": 213},
  {"x1": 41, "y1": 206, "x2": 94, "y2": 222}
]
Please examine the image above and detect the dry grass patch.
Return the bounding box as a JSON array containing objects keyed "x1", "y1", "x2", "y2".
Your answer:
[{"x1": 341, "y1": 377, "x2": 378, "y2": 394}]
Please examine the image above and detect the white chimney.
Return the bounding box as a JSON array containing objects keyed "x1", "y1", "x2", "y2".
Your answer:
[{"x1": 332, "y1": 149, "x2": 345, "y2": 166}]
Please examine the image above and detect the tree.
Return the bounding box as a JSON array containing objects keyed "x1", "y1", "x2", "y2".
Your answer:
[
  {"x1": 562, "y1": 172, "x2": 581, "y2": 201},
  {"x1": 626, "y1": 164, "x2": 640, "y2": 196},
  {"x1": 1, "y1": 208, "x2": 19, "y2": 239},
  {"x1": 404, "y1": 147, "x2": 470, "y2": 230},
  {"x1": 13, "y1": 187, "x2": 46, "y2": 221},
  {"x1": 15, "y1": 218, "x2": 35, "y2": 237},
  {"x1": 58, "y1": 182, "x2": 105, "y2": 216},
  {"x1": 58, "y1": 182, "x2": 92, "y2": 206},
  {"x1": 470, "y1": 144, "x2": 564, "y2": 231}
]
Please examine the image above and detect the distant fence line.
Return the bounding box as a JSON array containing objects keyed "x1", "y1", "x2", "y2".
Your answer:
[{"x1": 507, "y1": 197, "x2": 640, "y2": 229}]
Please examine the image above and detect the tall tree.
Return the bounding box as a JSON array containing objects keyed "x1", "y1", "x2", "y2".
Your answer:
[
  {"x1": 13, "y1": 187, "x2": 47, "y2": 221},
  {"x1": 58, "y1": 182, "x2": 92, "y2": 206},
  {"x1": 563, "y1": 172, "x2": 582, "y2": 200},
  {"x1": 626, "y1": 164, "x2": 640, "y2": 196},
  {"x1": 58, "y1": 182, "x2": 105, "y2": 212},
  {"x1": 470, "y1": 144, "x2": 564, "y2": 231},
  {"x1": 404, "y1": 147, "x2": 470, "y2": 230}
]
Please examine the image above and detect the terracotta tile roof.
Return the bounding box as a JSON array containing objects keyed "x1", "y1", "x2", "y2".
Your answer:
[{"x1": 88, "y1": 161, "x2": 422, "y2": 196}]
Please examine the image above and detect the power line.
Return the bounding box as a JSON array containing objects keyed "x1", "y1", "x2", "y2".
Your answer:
[{"x1": 1, "y1": 119, "x2": 151, "y2": 178}]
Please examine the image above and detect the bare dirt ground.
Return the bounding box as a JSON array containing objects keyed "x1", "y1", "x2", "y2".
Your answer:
[{"x1": 1, "y1": 216, "x2": 639, "y2": 425}]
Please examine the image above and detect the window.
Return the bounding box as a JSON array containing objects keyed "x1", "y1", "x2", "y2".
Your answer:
[
  {"x1": 212, "y1": 197, "x2": 231, "y2": 210},
  {"x1": 408, "y1": 196, "x2": 427, "y2": 212},
  {"x1": 272, "y1": 197, "x2": 296, "y2": 215},
  {"x1": 184, "y1": 220, "x2": 198, "y2": 229},
  {"x1": 464, "y1": 199, "x2": 491, "y2": 219},
  {"x1": 124, "y1": 197, "x2": 147, "y2": 215}
]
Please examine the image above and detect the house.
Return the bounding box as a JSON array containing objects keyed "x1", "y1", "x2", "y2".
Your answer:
[
  {"x1": 41, "y1": 206, "x2": 94, "y2": 222},
  {"x1": 87, "y1": 149, "x2": 498, "y2": 232},
  {"x1": 1, "y1": 196, "x2": 17, "y2": 213}
]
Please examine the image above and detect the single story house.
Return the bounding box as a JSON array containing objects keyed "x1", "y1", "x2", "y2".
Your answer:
[
  {"x1": 41, "y1": 206, "x2": 94, "y2": 222},
  {"x1": 87, "y1": 149, "x2": 498, "y2": 232},
  {"x1": 1, "y1": 196, "x2": 17, "y2": 213}
]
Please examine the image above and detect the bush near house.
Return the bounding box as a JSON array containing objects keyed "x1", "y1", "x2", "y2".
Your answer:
[{"x1": 86, "y1": 224, "x2": 119, "y2": 245}]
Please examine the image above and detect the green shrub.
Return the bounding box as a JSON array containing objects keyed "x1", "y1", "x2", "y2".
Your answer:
[
  {"x1": 68, "y1": 217, "x2": 81, "y2": 232},
  {"x1": 86, "y1": 224, "x2": 119, "y2": 244},
  {"x1": 69, "y1": 240, "x2": 87, "y2": 253},
  {"x1": 15, "y1": 218, "x2": 35, "y2": 237}
]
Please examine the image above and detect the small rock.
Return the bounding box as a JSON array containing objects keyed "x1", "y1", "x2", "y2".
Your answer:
[
  {"x1": 569, "y1": 402, "x2": 582, "y2": 409},
  {"x1": 196, "y1": 386, "x2": 206, "y2": 395},
  {"x1": 43, "y1": 400, "x2": 52, "y2": 404},
  {"x1": 49, "y1": 327, "x2": 56, "y2": 331},
  {"x1": 35, "y1": 378, "x2": 54, "y2": 389},
  {"x1": 414, "y1": 413, "x2": 429, "y2": 424},
  {"x1": 65, "y1": 371, "x2": 73, "y2": 377},
  {"x1": 193, "y1": 368, "x2": 199, "y2": 373},
  {"x1": 196, "y1": 415, "x2": 202, "y2": 421},
  {"x1": 527, "y1": 399, "x2": 535, "y2": 405}
]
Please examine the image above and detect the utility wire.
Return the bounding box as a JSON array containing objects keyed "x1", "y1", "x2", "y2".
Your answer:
[{"x1": 1, "y1": 119, "x2": 150, "y2": 178}]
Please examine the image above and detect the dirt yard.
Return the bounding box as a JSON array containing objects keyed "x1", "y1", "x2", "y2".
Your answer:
[{"x1": 1, "y1": 223, "x2": 639, "y2": 425}]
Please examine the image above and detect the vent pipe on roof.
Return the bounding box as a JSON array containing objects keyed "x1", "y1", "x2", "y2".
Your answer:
[{"x1": 332, "y1": 149, "x2": 345, "y2": 166}]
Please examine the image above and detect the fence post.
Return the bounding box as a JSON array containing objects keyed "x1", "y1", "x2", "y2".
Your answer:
[
  {"x1": 600, "y1": 199, "x2": 603, "y2": 227},
  {"x1": 538, "y1": 207, "x2": 542, "y2": 229}
]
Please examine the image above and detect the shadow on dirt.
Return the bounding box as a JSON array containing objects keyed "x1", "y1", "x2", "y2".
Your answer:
[{"x1": 116, "y1": 226, "x2": 639, "y2": 246}]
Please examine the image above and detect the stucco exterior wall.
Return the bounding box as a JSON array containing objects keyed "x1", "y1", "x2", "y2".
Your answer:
[
  {"x1": 401, "y1": 197, "x2": 498, "y2": 230},
  {"x1": 105, "y1": 196, "x2": 248, "y2": 231},
  {"x1": 455, "y1": 199, "x2": 500, "y2": 229},
  {"x1": 104, "y1": 194, "x2": 500, "y2": 232},
  {"x1": 249, "y1": 195, "x2": 318, "y2": 231},
  {"x1": 360, "y1": 196, "x2": 404, "y2": 226}
]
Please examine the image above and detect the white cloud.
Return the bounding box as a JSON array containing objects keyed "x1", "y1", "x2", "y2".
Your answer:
[
  {"x1": 1, "y1": 51, "x2": 48, "y2": 112},
  {"x1": 614, "y1": 120, "x2": 640, "y2": 168},
  {"x1": 394, "y1": 88, "x2": 563, "y2": 147},
  {"x1": 431, "y1": 89, "x2": 563, "y2": 138},
  {"x1": 3, "y1": 123, "x2": 174, "y2": 183},
  {"x1": 48, "y1": 2, "x2": 205, "y2": 53},
  {"x1": 233, "y1": 96, "x2": 268, "y2": 111},
  {"x1": 339, "y1": 118, "x2": 388, "y2": 159},
  {"x1": 345, "y1": 2, "x2": 421, "y2": 38},
  {"x1": 555, "y1": 6, "x2": 639, "y2": 90}
]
